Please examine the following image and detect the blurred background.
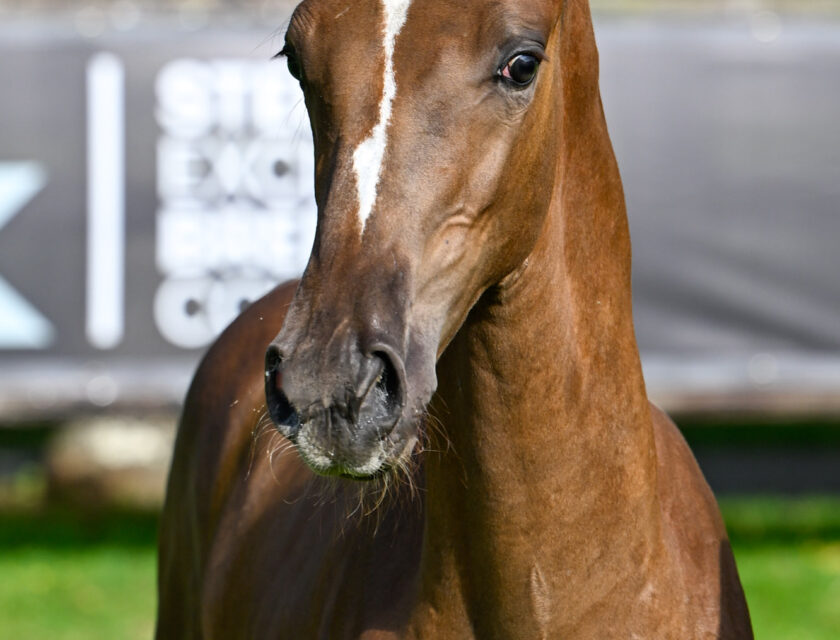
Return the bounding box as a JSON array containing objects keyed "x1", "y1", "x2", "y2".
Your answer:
[{"x1": 0, "y1": 0, "x2": 838, "y2": 637}]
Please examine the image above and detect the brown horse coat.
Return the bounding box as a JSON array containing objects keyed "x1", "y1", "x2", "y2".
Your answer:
[{"x1": 157, "y1": 1, "x2": 753, "y2": 637}]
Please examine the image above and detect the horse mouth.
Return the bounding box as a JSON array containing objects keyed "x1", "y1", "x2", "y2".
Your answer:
[{"x1": 290, "y1": 421, "x2": 419, "y2": 481}]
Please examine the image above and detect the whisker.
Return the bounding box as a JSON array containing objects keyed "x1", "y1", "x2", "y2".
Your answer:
[
  {"x1": 247, "y1": 409, "x2": 278, "y2": 478},
  {"x1": 267, "y1": 436, "x2": 299, "y2": 486}
]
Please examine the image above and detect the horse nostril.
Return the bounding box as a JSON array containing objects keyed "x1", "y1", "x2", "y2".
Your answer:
[
  {"x1": 358, "y1": 349, "x2": 406, "y2": 435},
  {"x1": 372, "y1": 351, "x2": 402, "y2": 416},
  {"x1": 265, "y1": 344, "x2": 300, "y2": 437},
  {"x1": 265, "y1": 344, "x2": 282, "y2": 375}
]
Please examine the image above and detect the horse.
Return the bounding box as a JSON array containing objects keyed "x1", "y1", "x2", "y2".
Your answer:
[{"x1": 156, "y1": 0, "x2": 753, "y2": 637}]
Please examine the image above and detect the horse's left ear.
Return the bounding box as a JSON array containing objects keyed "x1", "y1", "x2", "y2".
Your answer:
[{"x1": 556, "y1": 0, "x2": 602, "y2": 98}]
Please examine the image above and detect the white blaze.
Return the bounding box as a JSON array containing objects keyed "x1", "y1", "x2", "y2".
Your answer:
[{"x1": 352, "y1": 0, "x2": 412, "y2": 232}]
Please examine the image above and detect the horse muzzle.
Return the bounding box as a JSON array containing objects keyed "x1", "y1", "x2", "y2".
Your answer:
[{"x1": 265, "y1": 339, "x2": 411, "y2": 479}]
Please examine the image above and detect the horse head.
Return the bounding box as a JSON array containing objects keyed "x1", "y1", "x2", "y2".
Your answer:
[{"x1": 265, "y1": 0, "x2": 608, "y2": 479}]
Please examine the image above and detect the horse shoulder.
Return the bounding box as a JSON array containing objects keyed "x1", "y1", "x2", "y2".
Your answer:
[
  {"x1": 155, "y1": 281, "x2": 298, "y2": 640},
  {"x1": 649, "y1": 403, "x2": 753, "y2": 639}
]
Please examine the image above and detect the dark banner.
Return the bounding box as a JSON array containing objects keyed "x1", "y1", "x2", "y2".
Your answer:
[{"x1": 0, "y1": 17, "x2": 838, "y2": 417}]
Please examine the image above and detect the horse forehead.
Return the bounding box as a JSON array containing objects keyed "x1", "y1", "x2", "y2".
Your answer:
[
  {"x1": 296, "y1": 0, "x2": 561, "y2": 121},
  {"x1": 291, "y1": 0, "x2": 558, "y2": 49},
  {"x1": 295, "y1": 0, "x2": 560, "y2": 231}
]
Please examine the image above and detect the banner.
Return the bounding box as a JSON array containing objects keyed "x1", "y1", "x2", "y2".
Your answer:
[{"x1": 1, "y1": 17, "x2": 838, "y2": 417}]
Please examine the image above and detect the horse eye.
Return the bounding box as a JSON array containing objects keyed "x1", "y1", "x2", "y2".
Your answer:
[
  {"x1": 286, "y1": 55, "x2": 302, "y2": 82},
  {"x1": 276, "y1": 45, "x2": 302, "y2": 82},
  {"x1": 501, "y1": 54, "x2": 539, "y2": 87}
]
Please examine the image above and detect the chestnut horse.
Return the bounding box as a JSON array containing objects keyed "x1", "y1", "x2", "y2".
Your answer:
[{"x1": 157, "y1": 0, "x2": 753, "y2": 637}]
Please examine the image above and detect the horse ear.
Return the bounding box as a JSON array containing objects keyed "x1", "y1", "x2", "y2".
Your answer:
[
  {"x1": 555, "y1": 0, "x2": 632, "y2": 293},
  {"x1": 558, "y1": 0, "x2": 600, "y2": 94}
]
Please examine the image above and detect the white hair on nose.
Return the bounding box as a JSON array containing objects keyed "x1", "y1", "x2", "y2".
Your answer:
[{"x1": 352, "y1": 0, "x2": 413, "y2": 233}]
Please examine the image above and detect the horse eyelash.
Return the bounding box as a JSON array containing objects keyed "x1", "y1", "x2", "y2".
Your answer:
[{"x1": 272, "y1": 44, "x2": 293, "y2": 60}]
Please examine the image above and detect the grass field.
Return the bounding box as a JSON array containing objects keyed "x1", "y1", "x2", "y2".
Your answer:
[
  {"x1": 0, "y1": 497, "x2": 839, "y2": 639},
  {"x1": 721, "y1": 497, "x2": 840, "y2": 640},
  {"x1": 0, "y1": 546, "x2": 156, "y2": 640},
  {"x1": 0, "y1": 509, "x2": 158, "y2": 640}
]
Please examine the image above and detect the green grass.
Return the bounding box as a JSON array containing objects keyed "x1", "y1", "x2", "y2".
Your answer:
[
  {"x1": 0, "y1": 509, "x2": 158, "y2": 640},
  {"x1": 721, "y1": 496, "x2": 840, "y2": 544},
  {"x1": 0, "y1": 498, "x2": 839, "y2": 638},
  {"x1": 0, "y1": 546, "x2": 156, "y2": 640},
  {"x1": 721, "y1": 497, "x2": 840, "y2": 640},
  {"x1": 734, "y1": 542, "x2": 840, "y2": 640}
]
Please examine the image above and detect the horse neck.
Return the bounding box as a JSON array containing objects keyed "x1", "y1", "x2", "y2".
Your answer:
[{"x1": 413, "y1": 115, "x2": 663, "y2": 637}]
